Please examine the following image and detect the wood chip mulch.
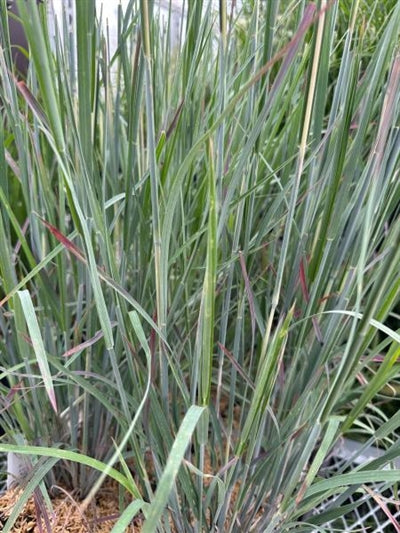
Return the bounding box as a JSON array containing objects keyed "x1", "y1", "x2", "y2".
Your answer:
[{"x1": 0, "y1": 482, "x2": 143, "y2": 532}]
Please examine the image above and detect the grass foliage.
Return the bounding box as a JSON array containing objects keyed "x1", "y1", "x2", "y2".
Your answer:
[{"x1": 0, "y1": 0, "x2": 399, "y2": 530}]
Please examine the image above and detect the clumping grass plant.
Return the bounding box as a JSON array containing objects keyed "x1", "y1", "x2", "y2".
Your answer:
[{"x1": 0, "y1": 0, "x2": 399, "y2": 530}]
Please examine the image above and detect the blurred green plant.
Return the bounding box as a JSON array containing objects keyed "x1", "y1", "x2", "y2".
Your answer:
[{"x1": 0, "y1": 0, "x2": 399, "y2": 531}]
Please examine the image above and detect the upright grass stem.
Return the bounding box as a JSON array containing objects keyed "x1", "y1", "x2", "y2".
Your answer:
[{"x1": 140, "y1": 0, "x2": 167, "y2": 400}]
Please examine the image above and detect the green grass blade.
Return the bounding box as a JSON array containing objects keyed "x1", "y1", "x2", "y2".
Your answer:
[
  {"x1": 0, "y1": 443, "x2": 133, "y2": 493},
  {"x1": 199, "y1": 139, "x2": 218, "y2": 407},
  {"x1": 17, "y1": 290, "x2": 57, "y2": 413},
  {"x1": 111, "y1": 500, "x2": 149, "y2": 533},
  {"x1": 142, "y1": 405, "x2": 206, "y2": 533}
]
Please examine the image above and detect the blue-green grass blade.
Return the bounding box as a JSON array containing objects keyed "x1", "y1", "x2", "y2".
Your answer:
[{"x1": 142, "y1": 405, "x2": 206, "y2": 533}]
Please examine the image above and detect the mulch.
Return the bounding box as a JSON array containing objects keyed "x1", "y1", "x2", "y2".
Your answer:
[{"x1": 0, "y1": 481, "x2": 142, "y2": 532}]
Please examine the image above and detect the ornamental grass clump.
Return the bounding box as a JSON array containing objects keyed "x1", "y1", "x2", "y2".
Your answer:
[{"x1": 0, "y1": 0, "x2": 399, "y2": 531}]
